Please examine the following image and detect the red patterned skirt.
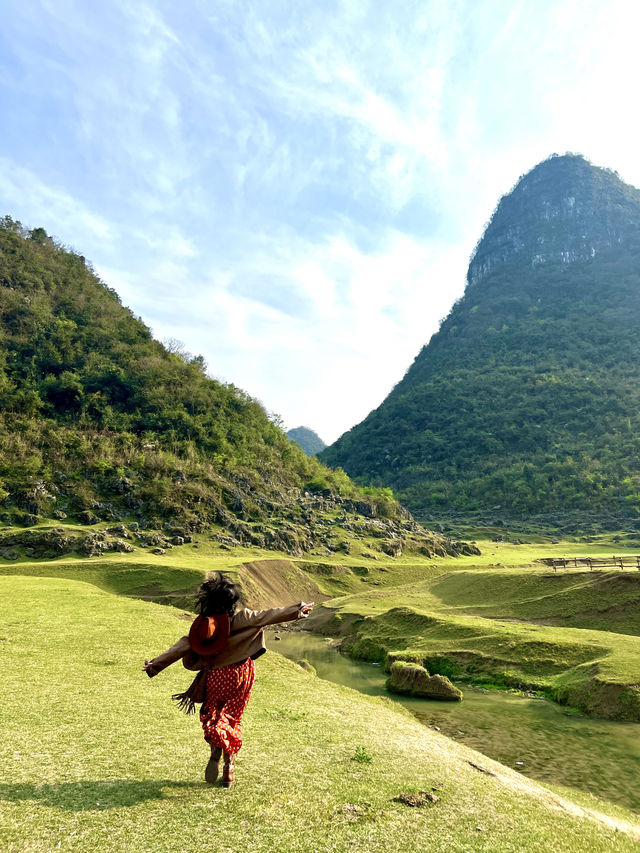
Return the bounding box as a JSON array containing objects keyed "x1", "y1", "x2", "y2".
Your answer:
[{"x1": 200, "y1": 657, "x2": 256, "y2": 754}]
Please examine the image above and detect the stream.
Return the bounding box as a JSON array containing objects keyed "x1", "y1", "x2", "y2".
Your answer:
[{"x1": 267, "y1": 630, "x2": 640, "y2": 813}]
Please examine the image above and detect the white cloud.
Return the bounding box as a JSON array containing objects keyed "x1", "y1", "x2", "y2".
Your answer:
[
  {"x1": 0, "y1": 159, "x2": 114, "y2": 244},
  {"x1": 4, "y1": 0, "x2": 640, "y2": 448}
]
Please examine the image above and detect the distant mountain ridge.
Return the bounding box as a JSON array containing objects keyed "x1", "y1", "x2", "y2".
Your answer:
[
  {"x1": 321, "y1": 154, "x2": 640, "y2": 522},
  {"x1": 287, "y1": 426, "x2": 326, "y2": 456}
]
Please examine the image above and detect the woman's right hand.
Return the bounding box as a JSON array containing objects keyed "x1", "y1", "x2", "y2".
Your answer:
[{"x1": 298, "y1": 602, "x2": 314, "y2": 619}]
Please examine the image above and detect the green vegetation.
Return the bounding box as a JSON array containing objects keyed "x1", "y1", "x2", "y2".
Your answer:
[
  {"x1": 321, "y1": 155, "x2": 640, "y2": 524},
  {"x1": 287, "y1": 426, "x2": 327, "y2": 456},
  {"x1": 0, "y1": 215, "x2": 464, "y2": 558},
  {"x1": 310, "y1": 549, "x2": 640, "y2": 721},
  {"x1": 351, "y1": 745, "x2": 374, "y2": 764},
  {"x1": 2, "y1": 574, "x2": 638, "y2": 852}
]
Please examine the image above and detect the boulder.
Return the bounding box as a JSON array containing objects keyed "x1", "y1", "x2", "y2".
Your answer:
[
  {"x1": 387, "y1": 662, "x2": 462, "y2": 701},
  {"x1": 0, "y1": 547, "x2": 19, "y2": 560},
  {"x1": 78, "y1": 511, "x2": 100, "y2": 525},
  {"x1": 381, "y1": 539, "x2": 404, "y2": 557},
  {"x1": 79, "y1": 533, "x2": 108, "y2": 556}
]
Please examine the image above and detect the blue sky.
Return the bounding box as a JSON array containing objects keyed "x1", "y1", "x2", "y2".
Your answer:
[{"x1": 2, "y1": 1, "x2": 640, "y2": 442}]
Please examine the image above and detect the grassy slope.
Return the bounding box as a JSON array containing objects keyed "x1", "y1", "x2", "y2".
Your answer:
[
  {"x1": 1, "y1": 575, "x2": 638, "y2": 853},
  {"x1": 303, "y1": 540, "x2": 640, "y2": 720},
  {"x1": 3, "y1": 530, "x2": 640, "y2": 719}
]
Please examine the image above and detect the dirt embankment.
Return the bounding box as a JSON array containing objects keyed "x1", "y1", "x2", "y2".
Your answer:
[{"x1": 237, "y1": 559, "x2": 329, "y2": 610}]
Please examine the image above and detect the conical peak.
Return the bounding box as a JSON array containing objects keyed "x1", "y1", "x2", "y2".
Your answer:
[{"x1": 468, "y1": 154, "x2": 640, "y2": 286}]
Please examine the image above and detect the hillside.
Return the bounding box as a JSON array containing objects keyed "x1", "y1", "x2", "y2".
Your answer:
[
  {"x1": 321, "y1": 155, "x2": 640, "y2": 525},
  {"x1": 0, "y1": 216, "x2": 466, "y2": 559},
  {"x1": 287, "y1": 426, "x2": 326, "y2": 456}
]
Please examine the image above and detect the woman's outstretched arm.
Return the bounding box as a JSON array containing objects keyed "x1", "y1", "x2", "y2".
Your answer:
[
  {"x1": 233, "y1": 601, "x2": 314, "y2": 630},
  {"x1": 142, "y1": 635, "x2": 191, "y2": 677}
]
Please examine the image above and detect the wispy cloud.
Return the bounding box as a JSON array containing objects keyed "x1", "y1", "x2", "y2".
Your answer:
[
  {"x1": 3, "y1": 0, "x2": 640, "y2": 441},
  {"x1": 0, "y1": 158, "x2": 114, "y2": 244}
]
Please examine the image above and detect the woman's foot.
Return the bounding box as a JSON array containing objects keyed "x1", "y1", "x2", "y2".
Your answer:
[
  {"x1": 205, "y1": 746, "x2": 222, "y2": 784},
  {"x1": 222, "y1": 752, "x2": 235, "y2": 788}
]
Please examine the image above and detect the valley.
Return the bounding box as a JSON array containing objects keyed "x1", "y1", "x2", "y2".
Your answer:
[{"x1": 1, "y1": 519, "x2": 639, "y2": 836}]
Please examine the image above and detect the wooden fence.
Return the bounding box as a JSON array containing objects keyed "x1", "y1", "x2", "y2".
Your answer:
[{"x1": 543, "y1": 555, "x2": 640, "y2": 572}]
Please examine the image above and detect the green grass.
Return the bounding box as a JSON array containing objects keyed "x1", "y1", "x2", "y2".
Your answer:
[
  {"x1": 1, "y1": 575, "x2": 638, "y2": 852},
  {"x1": 307, "y1": 546, "x2": 640, "y2": 720},
  {"x1": 3, "y1": 528, "x2": 640, "y2": 721}
]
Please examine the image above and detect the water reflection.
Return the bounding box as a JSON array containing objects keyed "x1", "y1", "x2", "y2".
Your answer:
[{"x1": 268, "y1": 630, "x2": 640, "y2": 813}]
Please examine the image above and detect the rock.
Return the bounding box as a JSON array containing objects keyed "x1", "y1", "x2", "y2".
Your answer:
[
  {"x1": 93, "y1": 502, "x2": 118, "y2": 520},
  {"x1": 78, "y1": 511, "x2": 99, "y2": 525},
  {"x1": 0, "y1": 547, "x2": 19, "y2": 560},
  {"x1": 52, "y1": 510, "x2": 67, "y2": 520},
  {"x1": 111, "y1": 476, "x2": 134, "y2": 494},
  {"x1": 346, "y1": 500, "x2": 376, "y2": 518},
  {"x1": 381, "y1": 539, "x2": 404, "y2": 557},
  {"x1": 151, "y1": 547, "x2": 166, "y2": 555},
  {"x1": 0, "y1": 527, "x2": 77, "y2": 558},
  {"x1": 387, "y1": 662, "x2": 463, "y2": 701},
  {"x1": 172, "y1": 536, "x2": 185, "y2": 546},
  {"x1": 79, "y1": 533, "x2": 108, "y2": 556},
  {"x1": 393, "y1": 792, "x2": 439, "y2": 807}
]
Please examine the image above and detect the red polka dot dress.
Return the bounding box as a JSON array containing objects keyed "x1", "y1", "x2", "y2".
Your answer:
[{"x1": 199, "y1": 657, "x2": 256, "y2": 754}]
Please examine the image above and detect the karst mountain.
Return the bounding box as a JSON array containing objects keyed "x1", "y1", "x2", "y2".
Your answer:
[{"x1": 321, "y1": 154, "x2": 640, "y2": 523}]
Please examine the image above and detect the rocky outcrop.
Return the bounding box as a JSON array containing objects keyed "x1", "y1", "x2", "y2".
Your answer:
[
  {"x1": 0, "y1": 527, "x2": 136, "y2": 559},
  {"x1": 387, "y1": 661, "x2": 462, "y2": 701},
  {"x1": 381, "y1": 539, "x2": 404, "y2": 557},
  {"x1": 468, "y1": 154, "x2": 640, "y2": 286}
]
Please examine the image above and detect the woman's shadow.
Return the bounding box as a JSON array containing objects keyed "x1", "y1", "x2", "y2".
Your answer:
[{"x1": 0, "y1": 779, "x2": 207, "y2": 811}]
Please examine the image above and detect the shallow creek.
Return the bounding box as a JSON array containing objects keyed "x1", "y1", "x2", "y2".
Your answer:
[{"x1": 267, "y1": 631, "x2": 640, "y2": 813}]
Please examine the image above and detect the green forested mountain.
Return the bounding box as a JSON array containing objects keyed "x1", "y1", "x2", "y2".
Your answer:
[
  {"x1": 0, "y1": 216, "x2": 458, "y2": 555},
  {"x1": 321, "y1": 155, "x2": 640, "y2": 522},
  {"x1": 287, "y1": 426, "x2": 326, "y2": 456}
]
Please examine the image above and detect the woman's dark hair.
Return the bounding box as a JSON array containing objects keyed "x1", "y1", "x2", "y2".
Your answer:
[{"x1": 195, "y1": 572, "x2": 240, "y2": 617}]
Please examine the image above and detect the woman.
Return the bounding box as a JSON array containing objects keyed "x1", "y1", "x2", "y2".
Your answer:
[{"x1": 143, "y1": 573, "x2": 313, "y2": 788}]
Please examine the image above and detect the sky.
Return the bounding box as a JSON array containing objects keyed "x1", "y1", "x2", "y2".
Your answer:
[{"x1": 2, "y1": 1, "x2": 640, "y2": 443}]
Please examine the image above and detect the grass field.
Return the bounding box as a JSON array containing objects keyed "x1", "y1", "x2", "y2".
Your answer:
[
  {"x1": 1, "y1": 574, "x2": 639, "y2": 852},
  {"x1": 2, "y1": 524, "x2": 640, "y2": 721}
]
